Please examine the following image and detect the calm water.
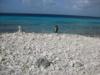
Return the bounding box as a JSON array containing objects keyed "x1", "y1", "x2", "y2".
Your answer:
[{"x1": 0, "y1": 15, "x2": 100, "y2": 35}]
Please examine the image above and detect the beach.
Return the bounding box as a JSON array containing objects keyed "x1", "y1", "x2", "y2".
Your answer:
[{"x1": 0, "y1": 32, "x2": 100, "y2": 75}]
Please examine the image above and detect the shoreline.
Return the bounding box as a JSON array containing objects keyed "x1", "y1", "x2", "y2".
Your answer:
[{"x1": 0, "y1": 31, "x2": 100, "y2": 38}]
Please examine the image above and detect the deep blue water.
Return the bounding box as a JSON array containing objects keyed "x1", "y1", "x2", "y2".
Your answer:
[{"x1": 0, "y1": 14, "x2": 100, "y2": 35}]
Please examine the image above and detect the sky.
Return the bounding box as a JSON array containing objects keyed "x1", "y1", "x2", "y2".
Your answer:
[{"x1": 0, "y1": 0, "x2": 100, "y2": 17}]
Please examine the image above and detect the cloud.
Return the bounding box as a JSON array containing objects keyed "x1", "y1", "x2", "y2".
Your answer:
[
  {"x1": 22, "y1": 0, "x2": 32, "y2": 5},
  {"x1": 72, "y1": 0, "x2": 90, "y2": 10},
  {"x1": 42, "y1": 0, "x2": 54, "y2": 3}
]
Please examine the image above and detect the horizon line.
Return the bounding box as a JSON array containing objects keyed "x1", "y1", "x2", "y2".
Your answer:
[{"x1": 0, "y1": 13, "x2": 100, "y2": 19}]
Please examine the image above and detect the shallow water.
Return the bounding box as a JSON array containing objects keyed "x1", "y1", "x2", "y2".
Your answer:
[{"x1": 0, "y1": 15, "x2": 100, "y2": 36}]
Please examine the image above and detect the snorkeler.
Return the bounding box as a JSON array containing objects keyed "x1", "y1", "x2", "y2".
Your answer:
[{"x1": 54, "y1": 25, "x2": 59, "y2": 33}]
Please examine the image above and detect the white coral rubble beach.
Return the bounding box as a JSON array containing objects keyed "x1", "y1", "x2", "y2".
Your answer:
[{"x1": 0, "y1": 32, "x2": 100, "y2": 75}]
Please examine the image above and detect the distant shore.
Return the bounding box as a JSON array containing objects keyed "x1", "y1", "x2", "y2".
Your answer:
[{"x1": 0, "y1": 32, "x2": 100, "y2": 75}]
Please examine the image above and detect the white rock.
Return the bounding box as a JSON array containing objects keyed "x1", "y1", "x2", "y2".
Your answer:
[
  {"x1": 0, "y1": 32, "x2": 100, "y2": 75},
  {"x1": 48, "y1": 52, "x2": 53, "y2": 57},
  {"x1": 0, "y1": 56, "x2": 2, "y2": 62},
  {"x1": 42, "y1": 52, "x2": 47, "y2": 56}
]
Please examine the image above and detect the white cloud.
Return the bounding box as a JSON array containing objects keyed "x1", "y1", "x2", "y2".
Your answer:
[
  {"x1": 42, "y1": 0, "x2": 54, "y2": 5},
  {"x1": 22, "y1": 0, "x2": 32, "y2": 5},
  {"x1": 72, "y1": 0, "x2": 90, "y2": 10}
]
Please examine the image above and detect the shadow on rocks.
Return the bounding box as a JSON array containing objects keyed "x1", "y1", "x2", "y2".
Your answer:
[{"x1": 35, "y1": 57, "x2": 52, "y2": 69}]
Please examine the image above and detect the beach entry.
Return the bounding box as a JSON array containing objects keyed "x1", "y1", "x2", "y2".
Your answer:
[{"x1": 0, "y1": 0, "x2": 100, "y2": 75}]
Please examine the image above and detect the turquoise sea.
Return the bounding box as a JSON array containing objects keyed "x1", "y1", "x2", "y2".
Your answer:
[{"x1": 0, "y1": 14, "x2": 100, "y2": 36}]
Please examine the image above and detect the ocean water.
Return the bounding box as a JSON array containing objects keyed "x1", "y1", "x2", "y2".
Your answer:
[{"x1": 0, "y1": 14, "x2": 100, "y2": 35}]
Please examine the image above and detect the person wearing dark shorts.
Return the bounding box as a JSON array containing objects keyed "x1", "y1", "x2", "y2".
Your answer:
[{"x1": 54, "y1": 25, "x2": 59, "y2": 33}]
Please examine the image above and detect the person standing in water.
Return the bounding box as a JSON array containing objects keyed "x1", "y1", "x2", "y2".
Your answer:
[
  {"x1": 18, "y1": 25, "x2": 22, "y2": 32},
  {"x1": 54, "y1": 25, "x2": 59, "y2": 33}
]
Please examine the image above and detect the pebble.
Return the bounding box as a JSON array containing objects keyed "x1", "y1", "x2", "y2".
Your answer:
[
  {"x1": 0, "y1": 55, "x2": 2, "y2": 62},
  {"x1": 72, "y1": 61, "x2": 84, "y2": 68}
]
